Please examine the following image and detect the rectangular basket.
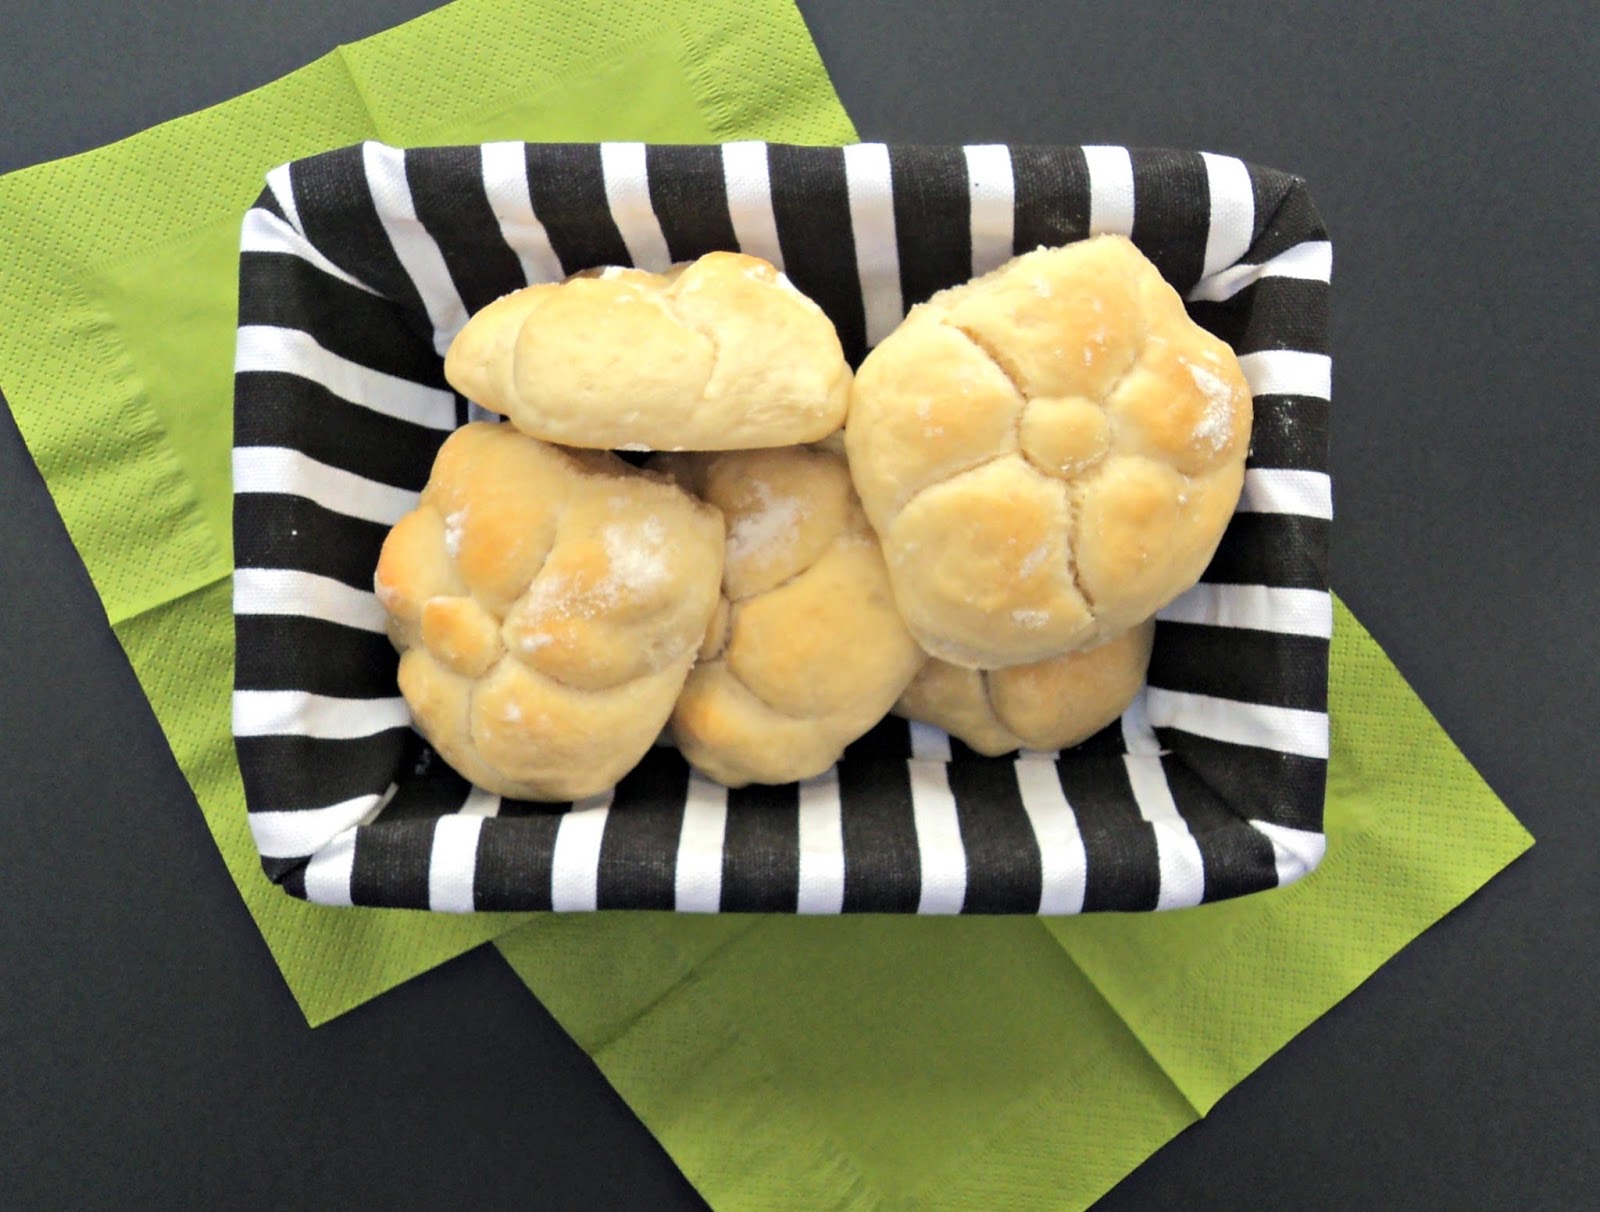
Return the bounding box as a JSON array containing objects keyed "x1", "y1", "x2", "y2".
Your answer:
[{"x1": 231, "y1": 141, "x2": 1331, "y2": 914}]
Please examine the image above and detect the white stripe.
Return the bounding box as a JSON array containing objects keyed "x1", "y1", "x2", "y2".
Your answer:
[
  {"x1": 1199, "y1": 152, "x2": 1255, "y2": 279},
  {"x1": 721, "y1": 141, "x2": 784, "y2": 269},
  {"x1": 479, "y1": 141, "x2": 566, "y2": 285},
  {"x1": 1121, "y1": 695, "x2": 1207, "y2": 910},
  {"x1": 458, "y1": 786, "x2": 502, "y2": 818},
  {"x1": 908, "y1": 721, "x2": 952, "y2": 762},
  {"x1": 963, "y1": 144, "x2": 1015, "y2": 276},
  {"x1": 600, "y1": 142, "x2": 673, "y2": 272},
  {"x1": 302, "y1": 828, "x2": 357, "y2": 907},
  {"x1": 1239, "y1": 349, "x2": 1331, "y2": 400},
  {"x1": 674, "y1": 774, "x2": 729, "y2": 912},
  {"x1": 1158, "y1": 583, "x2": 1334, "y2": 638},
  {"x1": 428, "y1": 814, "x2": 484, "y2": 912},
  {"x1": 240, "y1": 207, "x2": 378, "y2": 296},
  {"x1": 1238, "y1": 468, "x2": 1333, "y2": 519},
  {"x1": 1128, "y1": 772, "x2": 1209, "y2": 910},
  {"x1": 1144, "y1": 687, "x2": 1330, "y2": 760},
  {"x1": 1120, "y1": 689, "x2": 1163, "y2": 757},
  {"x1": 232, "y1": 567, "x2": 387, "y2": 633},
  {"x1": 1188, "y1": 240, "x2": 1332, "y2": 303},
  {"x1": 235, "y1": 325, "x2": 457, "y2": 430},
  {"x1": 232, "y1": 689, "x2": 411, "y2": 740},
  {"x1": 549, "y1": 792, "x2": 611, "y2": 911},
  {"x1": 1013, "y1": 758, "x2": 1086, "y2": 915},
  {"x1": 1251, "y1": 820, "x2": 1328, "y2": 887},
  {"x1": 363, "y1": 141, "x2": 469, "y2": 355},
  {"x1": 1083, "y1": 145, "x2": 1136, "y2": 236},
  {"x1": 232, "y1": 446, "x2": 418, "y2": 526},
  {"x1": 796, "y1": 768, "x2": 845, "y2": 914},
  {"x1": 249, "y1": 792, "x2": 385, "y2": 859},
  {"x1": 842, "y1": 142, "x2": 903, "y2": 348},
  {"x1": 263, "y1": 164, "x2": 302, "y2": 234},
  {"x1": 909, "y1": 759, "x2": 967, "y2": 913}
]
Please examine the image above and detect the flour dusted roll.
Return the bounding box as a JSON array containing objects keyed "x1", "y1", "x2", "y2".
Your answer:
[
  {"x1": 896, "y1": 620, "x2": 1156, "y2": 756},
  {"x1": 651, "y1": 445, "x2": 925, "y2": 788},
  {"x1": 444, "y1": 252, "x2": 851, "y2": 452},
  {"x1": 374, "y1": 422, "x2": 724, "y2": 801},
  {"x1": 846, "y1": 235, "x2": 1251, "y2": 668}
]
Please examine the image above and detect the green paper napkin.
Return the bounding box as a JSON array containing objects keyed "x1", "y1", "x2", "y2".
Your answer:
[
  {"x1": 0, "y1": 0, "x2": 856, "y2": 1026},
  {"x1": 497, "y1": 598, "x2": 1531, "y2": 1210}
]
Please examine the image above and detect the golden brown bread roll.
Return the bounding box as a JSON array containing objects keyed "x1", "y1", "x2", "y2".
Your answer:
[
  {"x1": 374, "y1": 422, "x2": 725, "y2": 801},
  {"x1": 650, "y1": 445, "x2": 925, "y2": 787},
  {"x1": 896, "y1": 620, "x2": 1156, "y2": 756},
  {"x1": 846, "y1": 235, "x2": 1251, "y2": 669},
  {"x1": 443, "y1": 252, "x2": 851, "y2": 452}
]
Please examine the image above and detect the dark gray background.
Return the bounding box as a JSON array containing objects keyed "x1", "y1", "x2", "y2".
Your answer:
[{"x1": 2, "y1": 1, "x2": 1595, "y2": 1207}]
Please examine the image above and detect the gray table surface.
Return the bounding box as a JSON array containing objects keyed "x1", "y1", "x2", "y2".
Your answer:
[{"x1": 3, "y1": 2, "x2": 1596, "y2": 1207}]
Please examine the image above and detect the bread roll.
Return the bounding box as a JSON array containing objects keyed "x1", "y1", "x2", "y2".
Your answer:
[
  {"x1": 846, "y1": 235, "x2": 1251, "y2": 668},
  {"x1": 897, "y1": 620, "x2": 1156, "y2": 756},
  {"x1": 444, "y1": 252, "x2": 850, "y2": 452},
  {"x1": 374, "y1": 422, "x2": 724, "y2": 801},
  {"x1": 651, "y1": 445, "x2": 925, "y2": 787}
]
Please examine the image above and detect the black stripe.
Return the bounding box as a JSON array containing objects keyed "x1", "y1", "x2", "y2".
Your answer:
[
  {"x1": 1203, "y1": 513, "x2": 1329, "y2": 591},
  {"x1": 405, "y1": 146, "x2": 528, "y2": 315},
  {"x1": 233, "y1": 494, "x2": 390, "y2": 591},
  {"x1": 1055, "y1": 751, "x2": 1162, "y2": 912},
  {"x1": 1069, "y1": 719, "x2": 1132, "y2": 759},
  {"x1": 1187, "y1": 277, "x2": 1329, "y2": 356},
  {"x1": 1148, "y1": 622, "x2": 1330, "y2": 713},
  {"x1": 843, "y1": 715, "x2": 913, "y2": 763},
  {"x1": 838, "y1": 759, "x2": 921, "y2": 911},
  {"x1": 498, "y1": 796, "x2": 572, "y2": 817},
  {"x1": 1158, "y1": 729, "x2": 1327, "y2": 833},
  {"x1": 644, "y1": 144, "x2": 739, "y2": 264},
  {"x1": 767, "y1": 144, "x2": 869, "y2": 365},
  {"x1": 234, "y1": 615, "x2": 397, "y2": 697},
  {"x1": 252, "y1": 191, "x2": 287, "y2": 224},
  {"x1": 523, "y1": 144, "x2": 631, "y2": 274},
  {"x1": 1158, "y1": 758, "x2": 1281, "y2": 902},
  {"x1": 234, "y1": 373, "x2": 446, "y2": 493},
  {"x1": 236, "y1": 729, "x2": 416, "y2": 813},
  {"x1": 595, "y1": 748, "x2": 690, "y2": 910},
  {"x1": 720, "y1": 782, "x2": 800, "y2": 912},
  {"x1": 237, "y1": 252, "x2": 446, "y2": 387},
  {"x1": 288, "y1": 147, "x2": 432, "y2": 338},
  {"x1": 475, "y1": 815, "x2": 562, "y2": 911},
  {"x1": 1009, "y1": 145, "x2": 1091, "y2": 253},
  {"x1": 376, "y1": 766, "x2": 472, "y2": 820},
  {"x1": 1245, "y1": 395, "x2": 1329, "y2": 473},
  {"x1": 1130, "y1": 149, "x2": 1210, "y2": 296},
  {"x1": 947, "y1": 748, "x2": 1043, "y2": 913},
  {"x1": 278, "y1": 860, "x2": 309, "y2": 898},
  {"x1": 1248, "y1": 177, "x2": 1326, "y2": 262},
  {"x1": 889, "y1": 145, "x2": 972, "y2": 309},
  {"x1": 350, "y1": 819, "x2": 435, "y2": 908}
]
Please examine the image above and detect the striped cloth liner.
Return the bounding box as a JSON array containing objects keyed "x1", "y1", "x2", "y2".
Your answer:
[{"x1": 231, "y1": 141, "x2": 1332, "y2": 914}]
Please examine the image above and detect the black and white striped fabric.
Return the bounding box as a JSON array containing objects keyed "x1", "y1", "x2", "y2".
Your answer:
[{"x1": 232, "y1": 141, "x2": 1331, "y2": 914}]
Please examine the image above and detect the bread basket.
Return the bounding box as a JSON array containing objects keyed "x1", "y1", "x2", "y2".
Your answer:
[{"x1": 231, "y1": 141, "x2": 1331, "y2": 913}]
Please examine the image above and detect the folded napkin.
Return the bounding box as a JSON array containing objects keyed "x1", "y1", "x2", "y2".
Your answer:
[
  {"x1": 0, "y1": 0, "x2": 1531, "y2": 1208},
  {"x1": 0, "y1": 0, "x2": 855, "y2": 1026},
  {"x1": 497, "y1": 599, "x2": 1530, "y2": 1210}
]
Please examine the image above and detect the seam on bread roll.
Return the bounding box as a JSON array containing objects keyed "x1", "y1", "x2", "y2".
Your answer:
[
  {"x1": 446, "y1": 251, "x2": 850, "y2": 452},
  {"x1": 650, "y1": 447, "x2": 925, "y2": 787},
  {"x1": 846, "y1": 234, "x2": 1252, "y2": 668}
]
